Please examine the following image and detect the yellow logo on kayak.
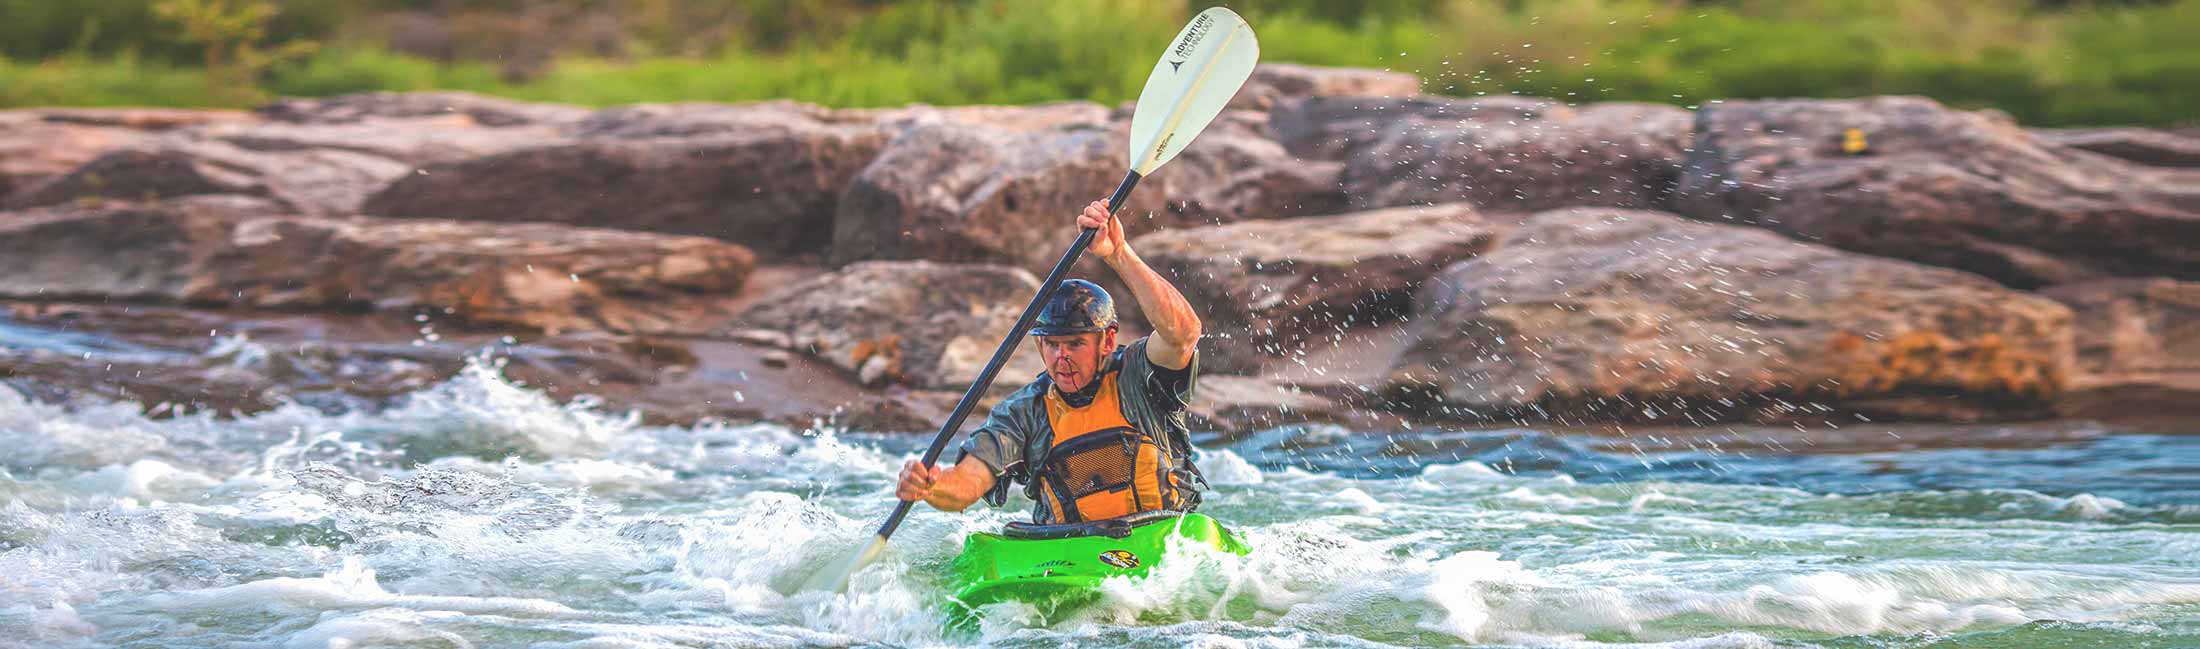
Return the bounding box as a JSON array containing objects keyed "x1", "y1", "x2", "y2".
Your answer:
[{"x1": 1097, "y1": 549, "x2": 1140, "y2": 569}]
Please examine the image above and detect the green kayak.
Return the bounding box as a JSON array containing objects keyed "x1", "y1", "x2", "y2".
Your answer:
[{"x1": 946, "y1": 511, "x2": 1249, "y2": 626}]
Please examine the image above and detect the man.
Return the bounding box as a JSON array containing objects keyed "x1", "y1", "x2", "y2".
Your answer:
[{"x1": 895, "y1": 199, "x2": 1205, "y2": 525}]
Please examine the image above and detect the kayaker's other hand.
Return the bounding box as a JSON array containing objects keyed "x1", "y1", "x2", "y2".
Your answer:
[{"x1": 897, "y1": 461, "x2": 942, "y2": 502}]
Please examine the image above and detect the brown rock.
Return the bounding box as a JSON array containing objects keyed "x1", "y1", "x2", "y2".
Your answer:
[
  {"x1": 576, "y1": 100, "x2": 1109, "y2": 139},
  {"x1": 185, "y1": 114, "x2": 568, "y2": 167},
  {"x1": 0, "y1": 301, "x2": 965, "y2": 430},
  {"x1": 1340, "y1": 101, "x2": 1694, "y2": 211},
  {"x1": 829, "y1": 118, "x2": 1342, "y2": 273},
  {"x1": 850, "y1": 102, "x2": 1114, "y2": 132},
  {"x1": 1671, "y1": 96, "x2": 2200, "y2": 288},
  {"x1": 1136, "y1": 203, "x2": 1517, "y2": 372},
  {"x1": 0, "y1": 198, "x2": 754, "y2": 333},
  {"x1": 572, "y1": 100, "x2": 845, "y2": 139},
  {"x1": 1229, "y1": 63, "x2": 1421, "y2": 111},
  {"x1": 1384, "y1": 208, "x2": 2076, "y2": 424},
  {"x1": 2033, "y1": 127, "x2": 2200, "y2": 168},
  {"x1": 0, "y1": 112, "x2": 159, "y2": 201},
  {"x1": 2039, "y1": 278, "x2": 2200, "y2": 374},
  {"x1": 34, "y1": 107, "x2": 257, "y2": 131},
  {"x1": 364, "y1": 127, "x2": 887, "y2": 258},
  {"x1": 8, "y1": 139, "x2": 411, "y2": 215},
  {"x1": 2039, "y1": 278, "x2": 2200, "y2": 419},
  {"x1": 1268, "y1": 95, "x2": 1567, "y2": 161},
  {"x1": 0, "y1": 347, "x2": 284, "y2": 419},
  {"x1": 735, "y1": 261, "x2": 1045, "y2": 389},
  {"x1": 1188, "y1": 374, "x2": 1384, "y2": 433},
  {"x1": 256, "y1": 91, "x2": 590, "y2": 127}
]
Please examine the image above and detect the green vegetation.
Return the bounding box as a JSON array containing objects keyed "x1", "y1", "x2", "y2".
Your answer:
[{"x1": 1, "y1": 0, "x2": 2193, "y2": 126}]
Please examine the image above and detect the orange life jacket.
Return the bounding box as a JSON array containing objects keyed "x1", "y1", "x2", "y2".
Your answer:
[{"x1": 1035, "y1": 370, "x2": 1194, "y2": 523}]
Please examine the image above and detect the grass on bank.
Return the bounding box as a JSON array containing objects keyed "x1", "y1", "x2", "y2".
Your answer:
[{"x1": 3, "y1": 0, "x2": 2196, "y2": 127}]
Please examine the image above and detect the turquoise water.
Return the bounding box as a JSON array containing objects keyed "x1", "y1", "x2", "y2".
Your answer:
[{"x1": 1, "y1": 358, "x2": 2194, "y2": 647}]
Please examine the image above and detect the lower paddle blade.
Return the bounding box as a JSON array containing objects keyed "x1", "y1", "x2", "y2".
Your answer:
[{"x1": 808, "y1": 534, "x2": 890, "y2": 594}]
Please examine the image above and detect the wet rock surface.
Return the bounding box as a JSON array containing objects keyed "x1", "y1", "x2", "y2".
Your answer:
[
  {"x1": 2033, "y1": 127, "x2": 2200, "y2": 168},
  {"x1": 1384, "y1": 208, "x2": 2076, "y2": 424},
  {"x1": 0, "y1": 111, "x2": 175, "y2": 202},
  {"x1": 255, "y1": 91, "x2": 591, "y2": 127},
  {"x1": 1671, "y1": 96, "x2": 2200, "y2": 288},
  {"x1": 0, "y1": 197, "x2": 754, "y2": 334},
  {"x1": 364, "y1": 127, "x2": 885, "y2": 258},
  {"x1": 1137, "y1": 202, "x2": 1518, "y2": 373},
  {"x1": 1341, "y1": 101, "x2": 1694, "y2": 212},
  {"x1": 830, "y1": 116, "x2": 1341, "y2": 274},
  {"x1": 735, "y1": 261, "x2": 1046, "y2": 389},
  {"x1": 1229, "y1": 63, "x2": 1421, "y2": 111},
  {"x1": 4, "y1": 88, "x2": 2195, "y2": 428},
  {"x1": 7, "y1": 139, "x2": 412, "y2": 215},
  {"x1": 2039, "y1": 278, "x2": 2200, "y2": 418},
  {"x1": 0, "y1": 302, "x2": 922, "y2": 429}
]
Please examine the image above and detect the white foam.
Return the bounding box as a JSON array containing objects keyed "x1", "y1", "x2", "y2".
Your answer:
[
  {"x1": 1497, "y1": 487, "x2": 1610, "y2": 509},
  {"x1": 1330, "y1": 488, "x2": 1386, "y2": 514},
  {"x1": 281, "y1": 607, "x2": 469, "y2": 649},
  {"x1": 144, "y1": 556, "x2": 580, "y2": 618},
  {"x1": 1627, "y1": 491, "x2": 1700, "y2": 513},
  {"x1": 1418, "y1": 461, "x2": 1505, "y2": 482},
  {"x1": 1410, "y1": 550, "x2": 1545, "y2": 640},
  {"x1": 1197, "y1": 449, "x2": 1266, "y2": 486},
  {"x1": 354, "y1": 355, "x2": 633, "y2": 459},
  {"x1": 0, "y1": 388, "x2": 175, "y2": 472},
  {"x1": 420, "y1": 456, "x2": 676, "y2": 491},
  {"x1": 0, "y1": 601, "x2": 99, "y2": 649},
  {"x1": 2028, "y1": 493, "x2": 2128, "y2": 520},
  {"x1": 64, "y1": 460, "x2": 220, "y2": 501}
]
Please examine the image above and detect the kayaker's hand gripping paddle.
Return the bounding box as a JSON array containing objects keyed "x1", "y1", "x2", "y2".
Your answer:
[{"x1": 816, "y1": 6, "x2": 1259, "y2": 593}]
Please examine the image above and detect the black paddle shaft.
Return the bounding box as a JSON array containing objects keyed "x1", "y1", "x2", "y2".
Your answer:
[{"x1": 870, "y1": 170, "x2": 1144, "y2": 541}]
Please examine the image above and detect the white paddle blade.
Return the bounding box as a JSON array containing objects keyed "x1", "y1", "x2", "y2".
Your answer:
[{"x1": 1127, "y1": 6, "x2": 1260, "y2": 175}]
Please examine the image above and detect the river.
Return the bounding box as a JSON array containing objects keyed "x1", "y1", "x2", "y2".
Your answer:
[{"x1": 2, "y1": 358, "x2": 2195, "y2": 648}]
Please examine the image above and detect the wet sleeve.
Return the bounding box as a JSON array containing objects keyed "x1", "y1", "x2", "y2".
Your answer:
[
  {"x1": 1124, "y1": 337, "x2": 1197, "y2": 410},
  {"x1": 955, "y1": 396, "x2": 1030, "y2": 483}
]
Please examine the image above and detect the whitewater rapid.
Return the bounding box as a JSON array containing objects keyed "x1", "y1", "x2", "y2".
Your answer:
[{"x1": 2, "y1": 357, "x2": 2195, "y2": 648}]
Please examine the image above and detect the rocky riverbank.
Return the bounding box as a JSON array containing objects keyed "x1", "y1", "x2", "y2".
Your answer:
[{"x1": 3, "y1": 63, "x2": 2195, "y2": 431}]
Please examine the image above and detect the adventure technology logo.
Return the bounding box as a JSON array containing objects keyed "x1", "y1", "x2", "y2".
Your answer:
[
  {"x1": 1167, "y1": 12, "x2": 1216, "y2": 73},
  {"x1": 1097, "y1": 549, "x2": 1141, "y2": 569}
]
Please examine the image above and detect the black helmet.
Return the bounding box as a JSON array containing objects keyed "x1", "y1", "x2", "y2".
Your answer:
[{"x1": 1029, "y1": 279, "x2": 1117, "y2": 336}]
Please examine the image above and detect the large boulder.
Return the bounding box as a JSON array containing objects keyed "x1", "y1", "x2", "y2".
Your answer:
[
  {"x1": 1187, "y1": 375, "x2": 1364, "y2": 433},
  {"x1": 1269, "y1": 95, "x2": 1562, "y2": 162},
  {"x1": 1338, "y1": 100, "x2": 1694, "y2": 212},
  {"x1": 829, "y1": 118, "x2": 1342, "y2": 273},
  {"x1": 1135, "y1": 203, "x2": 1517, "y2": 373},
  {"x1": 0, "y1": 109, "x2": 251, "y2": 202},
  {"x1": 735, "y1": 261, "x2": 1046, "y2": 389},
  {"x1": 572, "y1": 100, "x2": 847, "y2": 139},
  {"x1": 1671, "y1": 96, "x2": 2200, "y2": 288},
  {"x1": 1229, "y1": 63, "x2": 1421, "y2": 111},
  {"x1": 0, "y1": 197, "x2": 754, "y2": 333},
  {"x1": 255, "y1": 91, "x2": 591, "y2": 127},
  {"x1": 182, "y1": 114, "x2": 568, "y2": 167},
  {"x1": 575, "y1": 100, "x2": 1110, "y2": 139},
  {"x1": 2032, "y1": 127, "x2": 2200, "y2": 168},
  {"x1": 1384, "y1": 208, "x2": 2076, "y2": 424},
  {"x1": 0, "y1": 301, "x2": 930, "y2": 428},
  {"x1": 363, "y1": 124, "x2": 887, "y2": 258},
  {"x1": 7, "y1": 139, "x2": 411, "y2": 216},
  {"x1": 2039, "y1": 278, "x2": 2200, "y2": 418}
]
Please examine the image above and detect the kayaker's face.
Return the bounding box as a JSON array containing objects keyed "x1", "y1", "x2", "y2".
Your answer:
[{"x1": 1036, "y1": 329, "x2": 1115, "y2": 393}]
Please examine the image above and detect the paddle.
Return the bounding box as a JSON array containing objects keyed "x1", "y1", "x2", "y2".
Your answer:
[{"x1": 813, "y1": 6, "x2": 1260, "y2": 593}]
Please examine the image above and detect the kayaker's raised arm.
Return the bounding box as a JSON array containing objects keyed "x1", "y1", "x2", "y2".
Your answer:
[
  {"x1": 898, "y1": 460, "x2": 995, "y2": 513},
  {"x1": 1077, "y1": 200, "x2": 1200, "y2": 370}
]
